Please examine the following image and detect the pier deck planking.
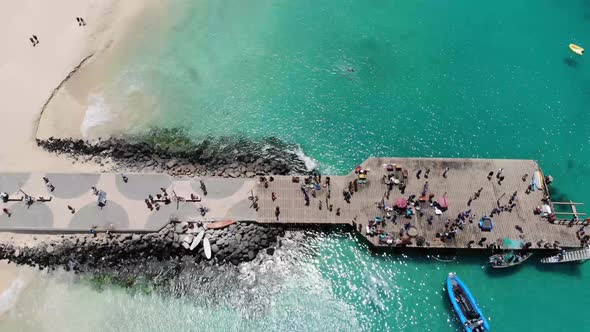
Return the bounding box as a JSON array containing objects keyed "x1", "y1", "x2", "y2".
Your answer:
[{"x1": 255, "y1": 158, "x2": 581, "y2": 249}]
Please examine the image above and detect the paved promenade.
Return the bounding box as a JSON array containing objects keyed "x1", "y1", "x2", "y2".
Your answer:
[
  {"x1": 0, "y1": 173, "x2": 256, "y2": 232},
  {"x1": 0, "y1": 158, "x2": 584, "y2": 249}
]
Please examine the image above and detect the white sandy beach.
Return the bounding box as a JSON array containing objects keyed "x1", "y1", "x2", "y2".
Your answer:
[
  {"x1": 0, "y1": 0, "x2": 157, "y2": 316},
  {"x1": 0, "y1": 0, "x2": 156, "y2": 172}
]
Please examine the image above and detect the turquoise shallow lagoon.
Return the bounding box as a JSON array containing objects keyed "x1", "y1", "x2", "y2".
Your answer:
[
  {"x1": 111, "y1": 0, "x2": 590, "y2": 202},
  {"x1": 5, "y1": 1, "x2": 590, "y2": 331}
]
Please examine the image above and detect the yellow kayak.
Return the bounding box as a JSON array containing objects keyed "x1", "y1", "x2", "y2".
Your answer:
[{"x1": 569, "y1": 43, "x2": 584, "y2": 55}]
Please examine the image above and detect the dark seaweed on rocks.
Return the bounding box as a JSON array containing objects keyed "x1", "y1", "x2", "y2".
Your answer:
[{"x1": 36, "y1": 127, "x2": 311, "y2": 177}]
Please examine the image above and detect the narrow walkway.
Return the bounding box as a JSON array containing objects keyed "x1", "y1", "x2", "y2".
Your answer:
[{"x1": 540, "y1": 248, "x2": 590, "y2": 263}]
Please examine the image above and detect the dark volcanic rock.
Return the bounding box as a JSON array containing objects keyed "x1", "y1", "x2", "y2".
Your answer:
[
  {"x1": 0, "y1": 222, "x2": 284, "y2": 277},
  {"x1": 36, "y1": 130, "x2": 311, "y2": 177}
]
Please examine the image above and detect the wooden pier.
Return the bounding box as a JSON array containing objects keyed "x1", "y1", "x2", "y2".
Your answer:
[{"x1": 255, "y1": 157, "x2": 585, "y2": 249}]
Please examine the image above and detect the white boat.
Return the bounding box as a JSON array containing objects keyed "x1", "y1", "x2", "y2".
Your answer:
[
  {"x1": 569, "y1": 43, "x2": 584, "y2": 56},
  {"x1": 203, "y1": 238, "x2": 212, "y2": 259},
  {"x1": 531, "y1": 171, "x2": 543, "y2": 191},
  {"x1": 190, "y1": 230, "x2": 205, "y2": 250}
]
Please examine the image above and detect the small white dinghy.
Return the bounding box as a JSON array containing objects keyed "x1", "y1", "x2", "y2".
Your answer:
[
  {"x1": 203, "y1": 238, "x2": 212, "y2": 259},
  {"x1": 190, "y1": 230, "x2": 205, "y2": 251}
]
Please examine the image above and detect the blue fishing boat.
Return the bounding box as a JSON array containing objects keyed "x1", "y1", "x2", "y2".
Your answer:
[{"x1": 447, "y1": 273, "x2": 490, "y2": 332}]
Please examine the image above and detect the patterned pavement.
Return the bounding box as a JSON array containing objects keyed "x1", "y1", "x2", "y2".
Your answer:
[{"x1": 0, "y1": 173, "x2": 257, "y2": 232}]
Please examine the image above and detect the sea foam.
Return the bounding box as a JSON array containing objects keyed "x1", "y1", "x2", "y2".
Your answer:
[
  {"x1": 290, "y1": 145, "x2": 318, "y2": 171},
  {"x1": 0, "y1": 278, "x2": 26, "y2": 317},
  {"x1": 81, "y1": 94, "x2": 112, "y2": 138}
]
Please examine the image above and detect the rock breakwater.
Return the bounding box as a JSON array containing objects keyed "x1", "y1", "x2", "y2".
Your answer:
[
  {"x1": 0, "y1": 222, "x2": 283, "y2": 277},
  {"x1": 36, "y1": 129, "x2": 311, "y2": 177}
]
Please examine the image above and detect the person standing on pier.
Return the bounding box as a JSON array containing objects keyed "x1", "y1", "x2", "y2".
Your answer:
[
  {"x1": 271, "y1": 192, "x2": 277, "y2": 201},
  {"x1": 442, "y1": 167, "x2": 450, "y2": 178},
  {"x1": 121, "y1": 174, "x2": 129, "y2": 183},
  {"x1": 275, "y1": 206, "x2": 280, "y2": 221},
  {"x1": 509, "y1": 191, "x2": 517, "y2": 204},
  {"x1": 2, "y1": 208, "x2": 11, "y2": 217},
  {"x1": 474, "y1": 187, "x2": 483, "y2": 199},
  {"x1": 43, "y1": 177, "x2": 55, "y2": 192},
  {"x1": 422, "y1": 182, "x2": 429, "y2": 196}
]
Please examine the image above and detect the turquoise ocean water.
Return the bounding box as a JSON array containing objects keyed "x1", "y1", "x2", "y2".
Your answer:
[{"x1": 4, "y1": 0, "x2": 590, "y2": 331}]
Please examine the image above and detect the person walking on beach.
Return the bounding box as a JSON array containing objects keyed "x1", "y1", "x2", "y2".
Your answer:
[
  {"x1": 76, "y1": 17, "x2": 86, "y2": 26},
  {"x1": 3, "y1": 208, "x2": 11, "y2": 217},
  {"x1": 496, "y1": 168, "x2": 504, "y2": 179},
  {"x1": 271, "y1": 192, "x2": 276, "y2": 201},
  {"x1": 29, "y1": 37, "x2": 36, "y2": 46},
  {"x1": 33, "y1": 35, "x2": 39, "y2": 45}
]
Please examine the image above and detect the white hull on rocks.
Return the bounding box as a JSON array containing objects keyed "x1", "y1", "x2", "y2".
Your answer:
[{"x1": 0, "y1": 222, "x2": 283, "y2": 278}]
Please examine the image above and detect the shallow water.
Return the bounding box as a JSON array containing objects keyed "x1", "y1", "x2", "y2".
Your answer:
[
  {"x1": 97, "y1": 0, "x2": 590, "y2": 198},
  {"x1": 8, "y1": 0, "x2": 590, "y2": 331},
  {"x1": 2, "y1": 232, "x2": 588, "y2": 331}
]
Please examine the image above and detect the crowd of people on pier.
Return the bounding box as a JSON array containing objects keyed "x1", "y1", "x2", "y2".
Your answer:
[{"x1": 255, "y1": 162, "x2": 588, "y2": 250}]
